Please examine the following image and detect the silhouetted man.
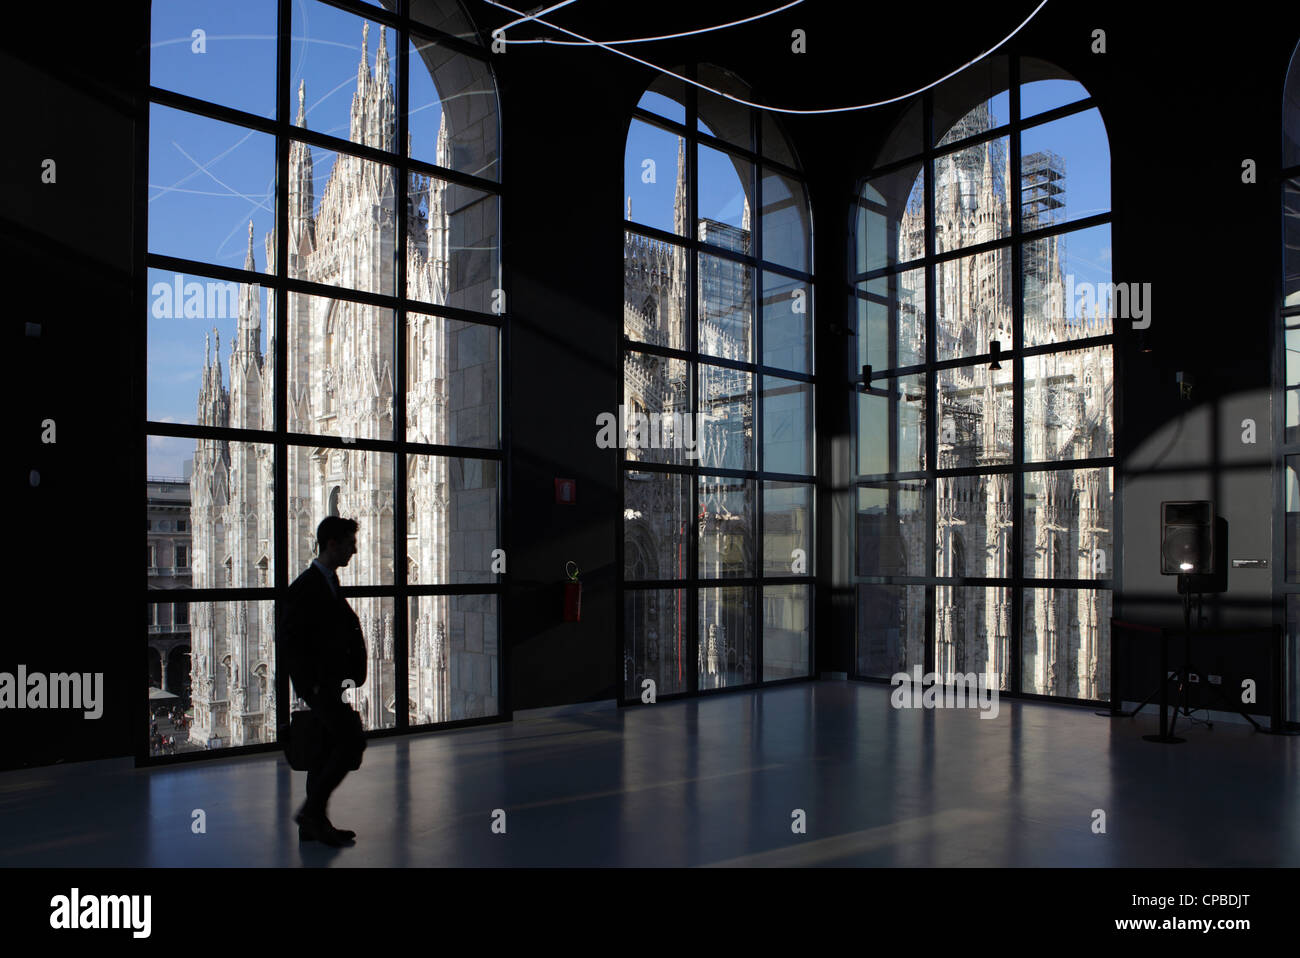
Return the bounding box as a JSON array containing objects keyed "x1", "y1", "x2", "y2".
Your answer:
[{"x1": 285, "y1": 516, "x2": 367, "y2": 846}]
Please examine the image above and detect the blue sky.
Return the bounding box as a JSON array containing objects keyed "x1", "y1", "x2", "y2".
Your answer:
[{"x1": 147, "y1": 2, "x2": 1115, "y2": 475}]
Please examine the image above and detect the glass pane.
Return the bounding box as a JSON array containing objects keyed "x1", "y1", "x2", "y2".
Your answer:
[
  {"x1": 1023, "y1": 468, "x2": 1114, "y2": 580},
  {"x1": 623, "y1": 353, "x2": 692, "y2": 466},
  {"x1": 288, "y1": 594, "x2": 396, "y2": 731},
  {"x1": 148, "y1": 441, "x2": 276, "y2": 590},
  {"x1": 1286, "y1": 179, "x2": 1300, "y2": 309},
  {"x1": 1021, "y1": 588, "x2": 1112, "y2": 699},
  {"x1": 286, "y1": 291, "x2": 396, "y2": 441},
  {"x1": 700, "y1": 586, "x2": 755, "y2": 689},
  {"x1": 625, "y1": 588, "x2": 687, "y2": 698},
  {"x1": 935, "y1": 586, "x2": 1012, "y2": 689},
  {"x1": 1020, "y1": 57, "x2": 1089, "y2": 119},
  {"x1": 408, "y1": 178, "x2": 499, "y2": 314},
  {"x1": 410, "y1": 0, "x2": 483, "y2": 45},
  {"x1": 286, "y1": 447, "x2": 395, "y2": 586},
  {"x1": 288, "y1": 142, "x2": 396, "y2": 296},
  {"x1": 764, "y1": 481, "x2": 813, "y2": 576},
  {"x1": 408, "y1": 314, "x2": 499, "y2": 448},
  {"x1": 933, "y1": 56, "x2": 1009, "y2": 146},
  {"x1": 856, "y1": 270, "x2": 925, "y2": 372},
  {"x1": 699, "y1": 365, "x2": 754, "y2": 470},
  {"x1": 763, "y1": 271, "x2": 812, "y2": 373},
  {"x1": 289, "y1": 5, "x2": 398, "y2": 150},
  {"x1": 146, "y1": 603, "x2": 196, "y2": 756},
  {"x1": 409, "y1": 34, "x2": 499, "y2": 180},
  {"x1": 637, "y1": 72, "x2": 686, "y2": 125},
  {"x1": 624, "y1": 471, "x2": 690, "y2": 580},
  {"x1": 146, "y1": 480, "x2": 195, "y2": 588},
  {"x1": 625, "y1": 120, "x2": 688, "y2": 236},
  {"x1": 698, "y1": 252, "x2": 752, "y2": 362},
  {"x1": 856, "y1": 482, "x2": 926, "y2": 577},
  {"x1": 177, "y1": 598, "x2": 275, "y2": 750},
  {"x1": 875, "y1": 99, "x2": 922, "y2": 167},
  {"x1": 856, "y1": 164, "x2": 925, "y2": 274},
  {"x1": 625, "y1": 232, "x2": 687, "y2": 349},
  {"x1": 698, "y1": 144, "x2": 754, "y2": 242},
  {"x1": 1023, "y1": 224, "x2": 1114, "y2": 346},
  {"x1": 148, "y1": 267, "x2": 272, "y2": 427},
  {"x1": 763, "y1": 584, "x2": 810, "y2": 681},
  {"x1": 763, "y1": 377, "x2": 813, "y2": 475},
  {"x1": 761, "y1": 113, "x2": 796, "y2": 167},
  {"x1": 856, "y1": 584, "x2": 925, "y2": 678},
  {"x1": 410, "y1": 593, "x2": 499, "y2": 725},
  {"x1": 1021, "y1": 108, "x2": 1110, "y2": 227},
  {"x1": 761, "y1": 168, "x2": 809, "y2": 272},
  {"x1": 1287, "y1": 47, "x2": 1300, "y2": 168},
  {"x1": 1287, "y1": 595, "x2": 1300, "y2": 723},
  {"x1": 937, "y1": 363, "x2": 1013, "y2": 467},
  {"x1": 1288, "y1": 456, "x2": 1300, "y2": 583},
  {"x1": 1023, "y1": 346, "x2": 1113, "y2": 462},
  {"x1": 151, "y1": 0, "x2": 276, "y2": 117},
  {"x1": 858, "y1": 374, "x2": 926, "y2": 476},
  {"x1": 933, "y1": 136, "x2": 1010, "y2": 255},
  {"x1": 406, "y1": 455, "x2": 498, "y2": 584},
  {"x1": 935, "y1": 472, "x2": 1013, "y2": 579},
  {"x1": 148, "y1": 104, "x2": 276, "y2": 272},
  {"x1": 937, "y1": 246, "x2": 1014, "y2": 360},
  {"x1": 1288, "y1": 328, "x2": 1300, "y2": 388},
  {"x1": 699, "y1": 476, "x2": 754, "y2": 577},
  {"x1": 696, "y1": 64, "x2": 753, "y2": 150}
]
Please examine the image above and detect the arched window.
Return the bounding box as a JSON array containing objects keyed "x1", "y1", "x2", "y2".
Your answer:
[
  {"x1": 853, "y1": 56, "x2": 1114, "y2": 701},
  {"x1": 1278, "y1": 39, "x2": 1300, "y2": 725},
  {"x1": 622, "y1": 65, "x2": 814, "y2": 700},
  {"x1": 145, "y1": 0, "x2": 503, "y2": 757}
]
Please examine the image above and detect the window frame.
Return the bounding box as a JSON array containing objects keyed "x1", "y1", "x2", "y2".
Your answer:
[
  {"x1": 849, "y1": 55, "x2": 1118, "y2": 705},
  {"x1": 139, "y1": 0, "x2": 507, "y2": 764},
  {"x1": 619, "y1": 64, "x2": 816, "y2": 702}
]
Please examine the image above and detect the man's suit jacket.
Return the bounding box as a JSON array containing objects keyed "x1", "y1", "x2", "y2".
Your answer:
[{"x1": 284, "y1": 564, "x2": 367, "y2": 701}]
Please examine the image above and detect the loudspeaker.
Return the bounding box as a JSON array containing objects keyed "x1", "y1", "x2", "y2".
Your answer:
[{"x1": 1160, "y1": 501, "x2": 1214, "y2": 575}]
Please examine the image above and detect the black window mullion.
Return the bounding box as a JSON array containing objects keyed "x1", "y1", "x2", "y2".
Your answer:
[
  {"x1": 273, "y1": 0, "x2": 292, "y2": 732},
  {"x1": 394, "y1": 20, "x2": 410, "y2": 732},
  {"x1": 1010, "y1": 55, "x2": 1025, "y2": 697},
  {"x1": 687, "y1": 66, "x2": 700, "y2": 695},
  {"x1": 754, "y1": 104, "x2": 764, "y2": 686},
  {"x1": 922, "y1": 89, "x2": 937, "y2": 679}
]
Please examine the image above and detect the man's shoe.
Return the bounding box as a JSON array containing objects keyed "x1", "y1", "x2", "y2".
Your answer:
[
  {"x1": 324, "y1": 818, "x2": 356, "y2": 841},
  {"x1": 295, "y1": 810, "x2": 353, "y2": 846}
]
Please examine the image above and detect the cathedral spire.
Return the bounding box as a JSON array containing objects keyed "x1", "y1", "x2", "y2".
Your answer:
[
  {"x1": 375, "y1": 22, "x2": 390, "y2": 88},
  {"x1": 296, "y1": 78, "x2": 306, "y2": 127},
  {"x1": 673, "y1": 136, "x2": 687, "y2": 237},
  {"x1": 244, "y1": 219, "x2": 256, "y2": 272}
]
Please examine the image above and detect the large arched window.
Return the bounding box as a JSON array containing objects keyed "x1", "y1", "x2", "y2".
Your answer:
[
  {"x1": 621, "y1": 65, "x2": 814, "y2": 700},
  {"x1": 853, "y1": 56, "x2": 1114, "y2": 701},
  {"x1": 144, "y1": 0, "x2": 502, "y2": 759},
  {"x1": 1279, "y1": 39, "x2": 1300, "y2": 724}
]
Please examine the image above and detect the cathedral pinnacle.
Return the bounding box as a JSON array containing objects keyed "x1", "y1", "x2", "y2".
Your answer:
[
  {"x1": 296, "y1": 79, "x2": 306, "y2": 127},
  {"x1": 245, "y1": 220, "x2": 255, "y2": 271}
]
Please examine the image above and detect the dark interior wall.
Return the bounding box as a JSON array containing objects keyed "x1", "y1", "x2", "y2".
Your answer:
[{"x1": 2, "y1": 2, "x2": 1296, "y2": 768}]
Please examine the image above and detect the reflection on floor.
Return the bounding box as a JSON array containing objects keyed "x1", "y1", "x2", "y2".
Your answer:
[{"x1": 0, "y1": 681, "x2": 1295, "y2": 867}]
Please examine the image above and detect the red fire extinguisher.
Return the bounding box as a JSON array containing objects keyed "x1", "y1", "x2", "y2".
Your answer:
[{"x1": 563, "y1": 561, "x2": 582, "y2": 622}]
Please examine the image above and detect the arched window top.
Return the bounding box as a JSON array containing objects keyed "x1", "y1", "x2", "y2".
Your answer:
[
  {"x1": 856, "y1": 55, "x2": 1111, "y2": 370},
  {"x1": 625, "y1": 64, "x2": 811, "y2": 275}
]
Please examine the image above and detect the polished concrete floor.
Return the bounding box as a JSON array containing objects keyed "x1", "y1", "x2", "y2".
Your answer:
[{"x1": 1, "y1": 681, "x2": 1296, "y2": 867}]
